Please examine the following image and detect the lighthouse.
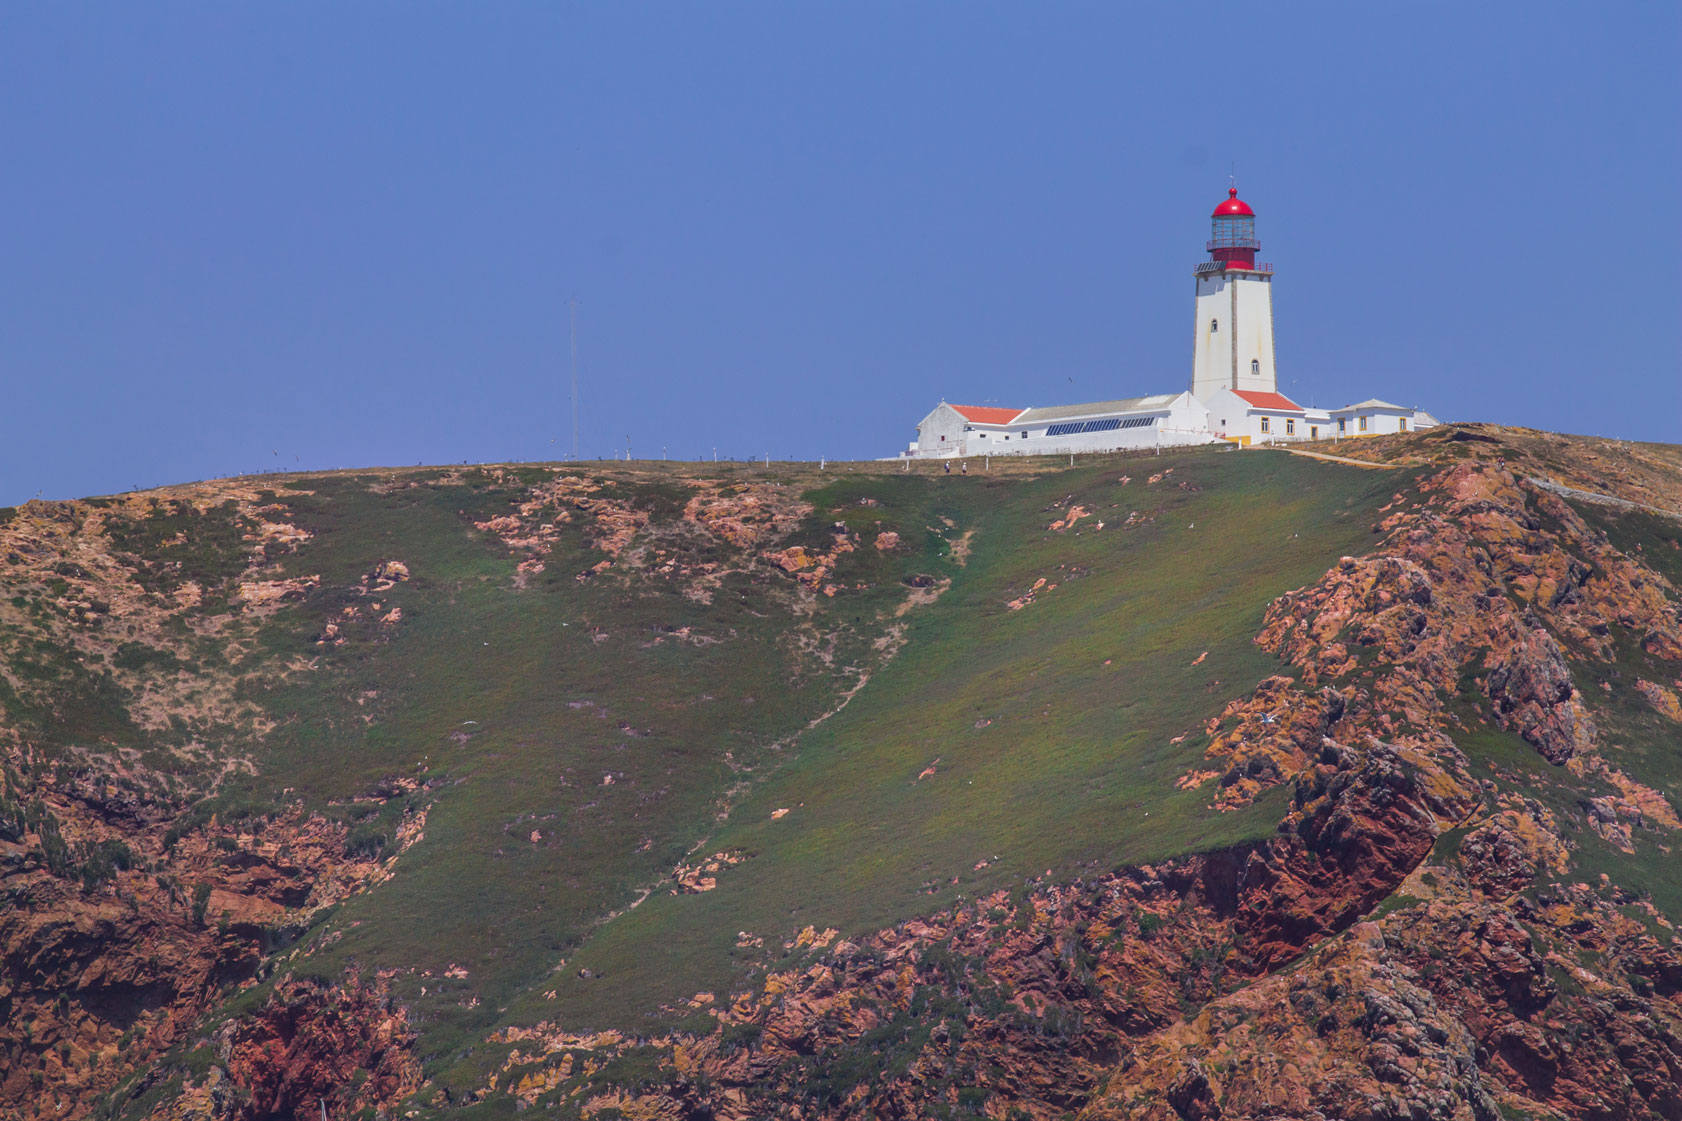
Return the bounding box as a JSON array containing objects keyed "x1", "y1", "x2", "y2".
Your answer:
[
  {"x1": 902, "y1": 184, "x2": 1441, "y2": 458},
  {"x1": 1189, "y1": 187, "x2": 1278, "y2": 403}
]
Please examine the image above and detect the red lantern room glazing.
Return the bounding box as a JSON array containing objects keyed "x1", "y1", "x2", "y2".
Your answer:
[{"x1": 1207, "y1": 188, "x2": 1260, "y2": 269}]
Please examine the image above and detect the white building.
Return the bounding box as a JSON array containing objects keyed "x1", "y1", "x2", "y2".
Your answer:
[
  {"x1": 911, "y1": 403, "x2": 1021, "y2": 456},
  {"x1": 1203, "y1": 387, "x2": 1313, "y2": 446},
  {"x1": 911, "y1": 393, "x2": 1214, "y2": 458},
  {"x1": 1328, "y1": 399, "x2": 1432, "y2": 438},
  {"x1": 902, "y1": 187, "x2": 1439, "y2": 459}
]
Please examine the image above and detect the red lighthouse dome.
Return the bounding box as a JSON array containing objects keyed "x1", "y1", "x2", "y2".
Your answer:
[
  {"x1": 1212, "y1": 187, "x2": 1255, "y2": 217},
  {"x1": 1207, "y1": 187, "x2": 1260, "y2": 269}
]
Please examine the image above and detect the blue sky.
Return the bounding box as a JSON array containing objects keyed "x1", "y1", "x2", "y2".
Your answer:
[{"x1": 1, "y1": 4, "x2": 1676, "y2": 502}]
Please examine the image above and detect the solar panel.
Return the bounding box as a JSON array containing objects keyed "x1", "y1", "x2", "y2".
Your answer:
[{"x1": 1043, "y1": 416, "x2": 1156, "y2": 437}]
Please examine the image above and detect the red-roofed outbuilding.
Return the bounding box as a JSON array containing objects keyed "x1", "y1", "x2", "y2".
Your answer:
[
  {"x1": 910, "y1": 402, "x2": 1025, "y2": 456},
  {"x1": 1230, "y1": 390, "x2": 1302, "y2": 412},
  {"x1": 948, "y1": 404, "x2": 1026, "y2": 426},
  {"x1": 1203, "y1": 386, "x2": 1318, "y2": 446}
]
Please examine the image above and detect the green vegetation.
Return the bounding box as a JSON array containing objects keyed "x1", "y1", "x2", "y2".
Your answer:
[
  {"x1": 3, "y1": 449, "x2": 1424, "y2": 1094},
  {"x1": 534, "y1": 450, "x2": 1399, "y2": 1028},
  {"x1": 104, "y1": 498, "x2": 254, "y2": 598}
]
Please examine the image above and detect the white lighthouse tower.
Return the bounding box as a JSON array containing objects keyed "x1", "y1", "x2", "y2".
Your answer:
[{"x1": 1190, "y1": 187, "x2": 1278, "y2": 402}]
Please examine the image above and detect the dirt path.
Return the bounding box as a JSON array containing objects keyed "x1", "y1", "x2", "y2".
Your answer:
[
  {"x1": 1265, "y1": 446, "x2": 1410, "y2": 470},
  {"x1": 1527, "y1": 475, "x2": 1682, "y2": 520}
]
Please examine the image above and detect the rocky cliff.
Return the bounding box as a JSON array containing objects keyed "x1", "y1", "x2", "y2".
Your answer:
[
  {"x1": 472, "y1": 428, "x2": 1682, "y2": 1120},
  {"x1": 2, "y1": 427, "x2": 1679, "y2": 1120}
]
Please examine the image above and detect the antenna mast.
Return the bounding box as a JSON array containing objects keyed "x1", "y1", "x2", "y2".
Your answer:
[{"x1": 569, "y1": 298, "x2": 580, "y2": 461}]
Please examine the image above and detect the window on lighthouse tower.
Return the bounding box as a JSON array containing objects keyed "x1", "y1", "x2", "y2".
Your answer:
[
  {"x1": 1251, "y1": 359, "x2": 1260, "y2": 376},
  {"x1": 1210, "y1": 319, "x2": 1218, "y2": 333}
]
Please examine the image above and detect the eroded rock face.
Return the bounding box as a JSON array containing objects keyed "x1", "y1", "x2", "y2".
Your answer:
[
  {"x1": 0, "y1": 802, "x2": 419, "y2": 1120},
  {"x1": 1193, "y1": 457, "x2": 1678, "y2": 869},
  {"x1": 1081, "y1": 924, "x2": 1501, "y2": 1121},
  {"x1": 1379, "y1": 889, "x2": 1682, "y2": 1119},
  {"x1": 1242, "y1": 463, "x2": 1656, "y2": 771},
  {"x1": 0, "y1": 484, "x2": 436, "y2": 1121},
  {"x1": 150, "y1": 978, "x2": 419, "y2": 1121},
  {"x1": 474, "y1": 471, "x2": 828, "y2": 600}
]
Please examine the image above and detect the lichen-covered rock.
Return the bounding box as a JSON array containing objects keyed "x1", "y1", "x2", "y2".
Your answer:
[{"x1": 1080, "y1": 924, "x2": 1500, "y2": 1121}]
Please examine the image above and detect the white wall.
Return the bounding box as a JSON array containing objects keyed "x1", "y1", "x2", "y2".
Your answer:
[
  {"x1": 915, "y1": 405, "x2": 971, "y2": 456},
  {"x1": 1191, "y1": 271, "x2": 1276, "y2": 402},
  {"x1": 1331, "y1": 408, "x2": 1413, "y2": 437},
  {"x1": 1203, "y1": 387, "x2": 1305, "y2": 445},
  {"x1": 964, "y1": 425, "x2": 1150, "y2": 456},
  {"x1": 1231, "y1": 275, "x2": 1277, "y2": 397},
  {"x1": 1204, "y1": 387, "x2": 1245, "y2": 439},
  {"x1": 1166, "y1": 392, "x2": 1212, "y2": 435},
  {"x1": 1190, "y1": 274, "x2": 1229, "y2": 401},
  {"x1": 945, "y1": 394, "x2": 1215, "y2": 458}
]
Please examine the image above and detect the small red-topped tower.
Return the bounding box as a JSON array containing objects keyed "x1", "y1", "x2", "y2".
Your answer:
[
  {"x1": 1190, "y1": 185, "x2": 1277, "y2": 402},
  {"x1": 1208, "y1": 187, "x2": 1259, "y2": 269}
]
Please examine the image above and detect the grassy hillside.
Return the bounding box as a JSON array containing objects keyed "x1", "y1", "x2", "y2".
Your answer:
[
  {"x1": 144, "y1": 449, "x2": 1401, "y2": 1088},
  {"x1": 11, "y1": 428, "x2": 1679, "y2": 1121},
  {"x1": 1, "y1": 449, "x2": 1401, "y2": 1078},
  {"x1": 540, "y1": 450, "x2": 1401, "y2": 1033}
]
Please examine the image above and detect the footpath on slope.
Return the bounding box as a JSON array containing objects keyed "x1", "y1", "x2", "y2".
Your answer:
[
  {"x1": 1262, "y1": 445, "x2": 1410, "y2": 470},
  {"x1": 1527, "y1": 474, "x2": 1682, "y2": 520}
]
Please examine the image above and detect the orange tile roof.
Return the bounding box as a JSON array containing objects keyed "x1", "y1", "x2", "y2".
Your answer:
[
  {"x1": 1231, "y1": 390, "x2": 1303, "y2": 411},
  {"x1": 948, "y1": 404, "x2": 1024, "y2": 425}
]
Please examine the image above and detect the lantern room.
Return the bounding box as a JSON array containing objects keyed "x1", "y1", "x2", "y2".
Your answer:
[{"x1": 1207, "y1": 188, "x2": 1259, "y2": 269}]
